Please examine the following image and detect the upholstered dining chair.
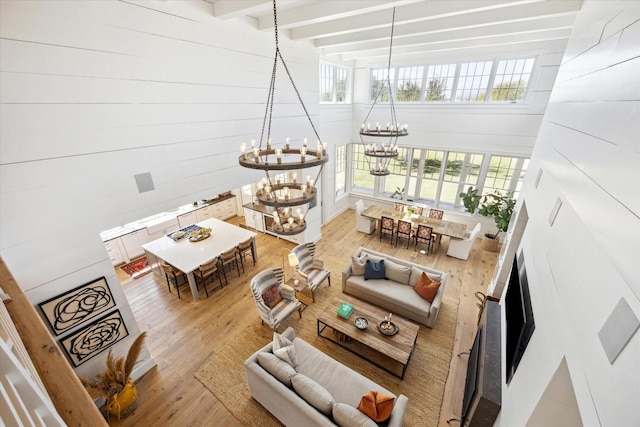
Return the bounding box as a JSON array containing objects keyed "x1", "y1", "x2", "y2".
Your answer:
[
  {"x1": 447, "y1": 223, "x2": 482, "y2": 260},
  {"x1": 395, "y1": 219, "x2": 414, "y2": 248},
  {"x1": 159, "y1": 261, "x2": 188, "y2": 299},
  {"x1": 429, "y1": 209, "x2": 444, "y2": 219},
  {"x1": 355, "y1": 199, "x2": 376, "y2": 234},
  {"x1": 415, "y1": 224, "x2": 435, "y2": 255},
  {"x1": 218, "y1": 246, "x2": 241, "y2": 284},
  {"x1": 380, "y1": 215, "x2": 396, "y2": 244},
  {"x1": 414, "y1": 206, "x2": 424, "y2": 216},
  {"x1": 250, "y1": 267, "x2": 302, "y2": 331},
  {"x1": 290, "y1": 242, "x2": 331, "y2": 302},
  {"x1": 193, "y1": 257, "x2": 224, "y2": 297},
  {"x1": 394, "y1": 202, "x2": 406, "y2": 212},
  {"x1": 237, "y1": 237, "x2": 256, "y2": 273}
]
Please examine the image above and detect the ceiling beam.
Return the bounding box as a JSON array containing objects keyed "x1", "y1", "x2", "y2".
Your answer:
[{"x1": 212, "y1": 0, "x2": 271, "y2": 20}]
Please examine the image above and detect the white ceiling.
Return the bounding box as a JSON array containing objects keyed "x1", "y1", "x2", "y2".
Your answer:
[{"x1": 208, "y1": 0, "x2": 583, "y2": 65}]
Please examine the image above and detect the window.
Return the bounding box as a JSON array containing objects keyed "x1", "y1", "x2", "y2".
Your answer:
[
  {"x1": 382, "y1": 148, "x2": 409, "y2": 196},
  {"x1": 351, "y1": 144, "x2": 374, "y2": 193},
  {"x1": 370, "y1": 68, "x2": 393, "y2": 102},
  {"x1": 425, "y1": 63, "x2": 456, "y2": 101},
  {"x1": 440, "y1": 152, "x2": 484, "y2": 206},
  {"x1": 416, "y1": 149, "x2": 445, "y2": 203},
  {"x1": 491, "y1": 58, "x2": 535, "y2": 102},
  {"x1": 396, "y1": 66, "x2": 423, "y2": 102},
  {"x1": 455, "y1": 61, "x2": 493, "y2": 102},
  {"x1": 483, "y1": 156, "x2": 529, "y2": 198},
  {"x1": 335, "y1": 145, "x2": 347, "y2": 198},
  {"x1": 320, "y1": 63, "x2": 349, "y2": 103}
]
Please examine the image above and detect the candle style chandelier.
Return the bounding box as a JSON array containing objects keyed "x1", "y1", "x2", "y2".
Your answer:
[
  {"x1": 360, "y1": 7, "x2": 408, "y2": 176},
  {"x1": 238, "y1": 0, "x2": 328, "y2": 235}
]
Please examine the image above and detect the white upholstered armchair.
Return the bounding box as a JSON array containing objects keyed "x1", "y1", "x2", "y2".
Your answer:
[
  {"x1": 290, "y1": 242, "x2": 331, "y2": 302},
  {"x1": 446, "y1": 222, "x2": 481, "y2": 260},
  {"x1": 355, "y1": 199, "x2": 376, "y2": 234},
  {"x1": 250, "y1": 267, "x2": 302, "y2": 331}
]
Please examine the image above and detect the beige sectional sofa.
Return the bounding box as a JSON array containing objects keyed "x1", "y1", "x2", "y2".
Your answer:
[
  {"x1": 342, "y1": 247, "x2": 447, "y2": 328},
  {"x1": 244, "y1": 327, "x2": 408, "y2": 427}
]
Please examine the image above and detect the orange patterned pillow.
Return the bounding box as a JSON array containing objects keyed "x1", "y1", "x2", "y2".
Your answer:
[
  {"x1": 357, "y1": 390, "x2": 395, "y2": 422},
  {"x1": 414, "y1": 272, "x2": 441, "y2": 303}
]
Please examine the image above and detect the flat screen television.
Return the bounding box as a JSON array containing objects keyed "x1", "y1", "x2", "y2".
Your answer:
[
  {"x1": 505, "y1": 252, "x2": 535, "y2": 383},
  {"x1": 461, "y1": 325, "x2": 482, "y2": 421}
]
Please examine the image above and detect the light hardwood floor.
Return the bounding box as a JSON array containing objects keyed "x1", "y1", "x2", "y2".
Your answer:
[{"x1": 111, "y1": 210, "x2": 498, "y2": 427}]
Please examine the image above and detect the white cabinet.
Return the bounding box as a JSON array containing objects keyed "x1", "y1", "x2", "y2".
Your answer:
[
  {"x1": 178, "y1": 211, "x2": 197, "y2": 228},
  {"x1": 195, "y1": 205, "x2": 216, "y2": 222},
  {"x1": 243, "y1": 207, "x2": 264, "y2": 232},
  {"x1": 104, "y1": 238, "x2": 126, "y2": 266},
  {"x1": 120, "y1": 229, "x2": 149, "y2": 260},
  {"x1": 196, "y1": 197, "x2": 237, "y2": 222}
]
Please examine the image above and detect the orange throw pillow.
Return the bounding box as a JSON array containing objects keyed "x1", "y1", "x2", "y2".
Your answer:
[
  {"x1": 357, "y1": 390, "x2": 395, "y2": 422},
  {"x1": 414, "y1": 272, "x2": 441, "y2": 303}
]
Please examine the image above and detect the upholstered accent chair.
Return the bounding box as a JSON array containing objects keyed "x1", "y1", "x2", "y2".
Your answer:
[
  {"x1": 395, "y1": 219, "x2": 414, "y2": 248},
  {"x1": 447, "y1": 222, "x2": 481, "y2": 260},
  {"x1": 250, "y1": 267, "x2": 302, "y2": 331},
  {"x1": 290, "y1": 242, "x2": 331, "y2": 302},
  {"x1": 380, "y1": 215, "x2": 396, "y2": 244},
  {"x1": 355, "y1": 199, "x2": 376, "y2": 234}
]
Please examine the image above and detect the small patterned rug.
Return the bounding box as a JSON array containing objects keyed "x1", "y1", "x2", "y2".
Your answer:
[
  {"x1": 194, "y1": 283, "x2": 459, "y2": 426},
  {"x1": 120, "y1": 256, "x2": 151, "y2": 279}
]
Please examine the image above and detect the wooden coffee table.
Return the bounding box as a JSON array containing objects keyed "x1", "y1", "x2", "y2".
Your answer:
[{"x1": 317, "y1": 296, "x2": 420, "y2": 379}]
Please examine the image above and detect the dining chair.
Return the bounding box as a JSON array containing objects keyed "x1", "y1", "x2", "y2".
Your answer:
[
  {"x1": 414, "y1": 206, "x2": 424, "y2": 215},
  {"x1": 159, "y1": 261, "x2": 188, "y2": 299},
  {"x1": 380, "y1": 216, "x2": 396, "y2": 244},
  {"x1": 237, "y1": 237, "x2": 256, "y2": 273},
  {"x1": 395, "y1": 219, "x2": 414, "y2": 248},
  {"x1": 218, "y1": 246, "x2": 241, "y2": 284},
  {"x1": 394, "y1": 202, "x2": 406, "y2": 212},
  {"x1": 429, "y1": 209, "x2": 444, "y2": 219},
  {"x1": 193, "y1": 257, "x2": 224, "y2": 297},
  {"x1": 415, "y1": 224, "x2": 435, "y2": 255}
]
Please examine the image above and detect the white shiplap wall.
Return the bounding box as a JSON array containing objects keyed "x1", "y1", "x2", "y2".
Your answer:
[
  {"x1": 495, "y1": 1, "x2": 640, "y2": 426},
  {"x1": 0, "y1": 0, "x2": 321, "y2": 379}
]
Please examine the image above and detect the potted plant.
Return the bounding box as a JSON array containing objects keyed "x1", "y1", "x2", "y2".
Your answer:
[
  {"x1": 81, "y1": 332, "x2": 147, "y2": 420},
  {"x1": 459, "y1": 186, "x2": 515, "y2": 252}
]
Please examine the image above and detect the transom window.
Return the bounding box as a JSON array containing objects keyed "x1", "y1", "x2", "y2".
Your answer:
[
  {"x1": 425, "y1": 63, "x2": 456, "y2": 101},
  {"x1": 396, "y1": 66, "x2": 423, "y2": 102},
  {"x1": 455, "y1": 61, "x2": 493, "y2": 102},
  {"x1": 370, "y1": 68, "x2": 394, "y2": 102},
  {"x1": 491, "y1": 58, "x2": 535, "y2": 101}
]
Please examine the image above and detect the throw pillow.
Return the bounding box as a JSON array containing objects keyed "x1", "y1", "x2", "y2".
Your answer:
[
  {"x1": 384, "y1": 259, "x2": 412, "y2": 284},
  {"x1": 414, "y1": 272, "x2": 441, "y2": 303},
  {"x1": 351, "y1": 253, "x2": 368, "y2": 276},
  {"x1": 256, "y1": 352, "x2": 296, "y2": 387},
  {"x1": 364, "y1": 259, "x2": 386, "y2": 280},
  {"x1": 291, "y1": 373, "x2": 335, "y2": 416},
  {"x1": 262, "y1": 285, "x2": 282, "y2": 309},
  {"x1": 409, "y1": 266, "x2": 443, "y2": 287},
  {"x1": 357, "y1": 390, "x2": 395, "y2": 422},
  {"x1": 272, "y1": 332, "x2": 298, "y2": 368},
  {"x1": 332, "y1": 403, "x2": 378, "y2": 427}
]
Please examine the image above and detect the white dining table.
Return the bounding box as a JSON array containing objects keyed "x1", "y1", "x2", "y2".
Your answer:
[{"x1": 142, "y1": 218, "x2": 257, "y2": 300}]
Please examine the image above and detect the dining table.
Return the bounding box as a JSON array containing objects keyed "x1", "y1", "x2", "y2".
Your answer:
[
  {"x1": 361, "y1": 205, "x2": 467, "y2": 250},
  {"x1": 142, "y1": 217, "x2": 257, "y2": 301}
]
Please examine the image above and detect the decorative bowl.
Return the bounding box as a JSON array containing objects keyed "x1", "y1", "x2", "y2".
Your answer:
[
  {"x1": 354, "y1": 317, "x2": 369, "y2": 330},
  {"x1": 171, "y1": 231, "x2": 186, "y2": 239},
  {"x1": 377, "y1": 320, "x2": 399, "y2": 336}
]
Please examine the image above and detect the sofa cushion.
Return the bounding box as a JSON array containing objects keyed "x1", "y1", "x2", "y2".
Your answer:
[
  {"x1": 409, "y1": 266, "x2": 443, "y2": 286},
  {"x1": 364, "y1": 259, "x2": 386, "y2": 280},
  {"x1": 291, "y1": 373, "x2": 335, "y2": 416},
  {"x1": 256, "y1": 352, "x2": 296, "y2": 387},
  {"x1": 351, "y1": 253, "x2": 368, "y2": 276},
  {"x1": 414, "y1": 272, "x2": 441, "y2": 303},
  {"x1": 273, "y1": 333, "x2": 299, "y2": 368},
  {"x1": 333, "y1": 403, "x2": 378, "y2": 427},
  {"x1": 357, "y1": 390, "x2": 395, "y2": 422},
  {"x1": 384, "y1": 259, "x2": 412, "y2": 284},
  {"x1": 262, "y1": 285, "x2": 282, "y2": 308}
]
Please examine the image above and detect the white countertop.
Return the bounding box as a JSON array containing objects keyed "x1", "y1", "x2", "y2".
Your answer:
[{"x1": 141, "y1": 217, "x2": 256, "y2": 274}]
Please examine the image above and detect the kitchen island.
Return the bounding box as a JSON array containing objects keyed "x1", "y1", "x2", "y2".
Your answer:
[{"x1": 142, "y1": 217, "x2": 256, "y2": 300}]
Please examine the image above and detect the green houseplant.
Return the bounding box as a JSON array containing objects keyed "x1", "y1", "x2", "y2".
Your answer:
[
  {"x1": 459, "y1": 186, "x2": 515, "y2": 249},
  {"x1": 81, "y1": 332, "x2": 147, "y2": 420}
]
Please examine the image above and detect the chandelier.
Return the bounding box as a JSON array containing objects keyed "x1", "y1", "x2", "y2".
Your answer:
[
  {"x1": 238, "y1": 0, "x2": 328, "y2": 235},
  {"x1": 360, "y1": 7, "x2": 407, "y2": 176}
]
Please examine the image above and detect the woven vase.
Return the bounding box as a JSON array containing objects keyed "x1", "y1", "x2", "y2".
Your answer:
[{"x1": 106, "y1": 379, "x2": 137, "y2": 419}]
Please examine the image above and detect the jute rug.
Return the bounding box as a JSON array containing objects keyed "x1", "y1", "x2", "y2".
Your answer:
[{"x1": 195, "y1": 284, "x2": 459, "y2": 426}]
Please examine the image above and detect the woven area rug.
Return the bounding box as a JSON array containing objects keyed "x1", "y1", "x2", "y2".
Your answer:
[
  {"x1": 120, "y1": 256, "x2": 151, "y2": 279},
  {"x1": 195, "y1": 285, "x2": 459, "y2": 427}
]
